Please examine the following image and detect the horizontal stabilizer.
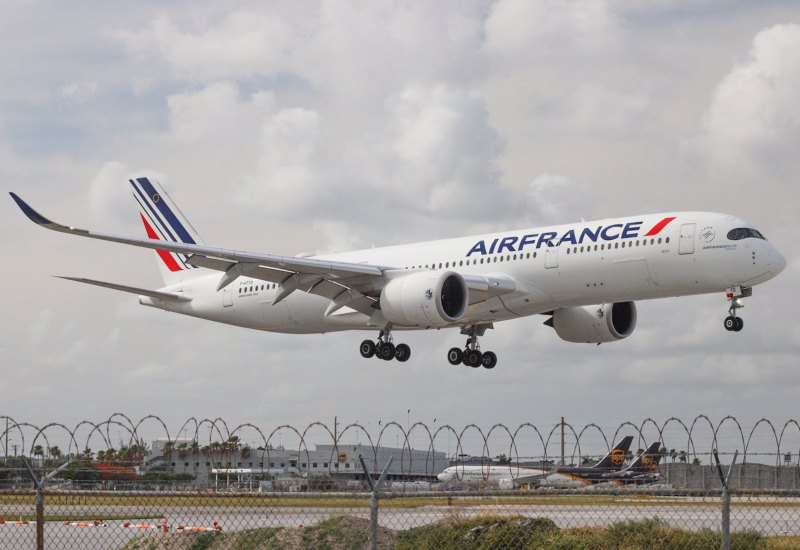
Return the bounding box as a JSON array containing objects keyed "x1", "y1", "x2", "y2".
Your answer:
[{"x1": 56, "y1": 277, "x2": 192, "y2": 302}]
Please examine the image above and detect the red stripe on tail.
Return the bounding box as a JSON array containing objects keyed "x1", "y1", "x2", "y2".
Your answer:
[
  {"x1": 644, "y1": 217, "x2": 676, "y2": 236},
  {"x1": 140, "y1": 213, "x2": 183, "y2": 272}
]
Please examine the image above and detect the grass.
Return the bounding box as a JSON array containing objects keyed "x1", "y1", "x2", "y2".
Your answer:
[{"x1": 112, "y1": 515, "x2": 800, "y2": 550}]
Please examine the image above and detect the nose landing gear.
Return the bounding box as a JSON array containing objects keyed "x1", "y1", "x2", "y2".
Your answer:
[
  {"x1": 449, "y1": 325, "x2": 497, "y2": 369},
  {"x1": 359, "y1": 326, "x2": 411, "y2": 362},
  {"x1": 724, "y1": 286, "x2": 751, "y2": 332}
]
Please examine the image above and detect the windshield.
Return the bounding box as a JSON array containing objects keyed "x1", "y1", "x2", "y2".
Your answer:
[{"x1": 727, "y1": 228, "x2": 766, "y2": 241}]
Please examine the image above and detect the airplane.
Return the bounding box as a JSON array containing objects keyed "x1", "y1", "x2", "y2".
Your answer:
[
  {"x1": 10, "y1": 177, "x2": 787, "y2": 368},
  {"x1": 436, "y1": 435, "x2": 633, "y2": 487},
  {"x1": 598, "y1": 441, "x2": 664, "y2": 486}
]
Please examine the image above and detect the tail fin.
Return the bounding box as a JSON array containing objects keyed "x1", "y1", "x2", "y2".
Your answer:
[
  {"x1": 593, "y1": 436, "x2": 634, "y2": 470},
  {"x1": 625, "y1": 442, "x2": 663, "y2": 474},
  {"x1": 130, "y1": 177, "x2": 209, "y2": 286}
]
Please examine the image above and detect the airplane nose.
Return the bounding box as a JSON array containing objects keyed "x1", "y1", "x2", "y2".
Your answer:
[{"x1": 772, "y1": 248, "x2": 788, "y2": 276}]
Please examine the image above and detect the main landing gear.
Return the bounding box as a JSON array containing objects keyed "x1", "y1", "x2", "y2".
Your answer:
[
  {"x1": 360, "y1": 326, "x2": 410, "y2": 362},
  {"x1": 723, "y1": 285, "x2": 751, "y2": 332},
  {"x1": 448, "y1": 327, "x2": 497, "y2": 369}
]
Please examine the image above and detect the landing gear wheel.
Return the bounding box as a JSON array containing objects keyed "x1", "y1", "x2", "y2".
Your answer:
[
  {"x1": 447, "y1": 348, "x2": 463, "y2": 365},
  {"x1": 734, "y1": 317, "x2": 744, "y2": 332},
  {"x1": 379, "y1": 342, "x2": 396, "y2": 360},
  {"x1": 360, "y1": 340, "x2": 376, "y2": 358},
  {"x1": 466, "y1": 350, "x2": 483, "y2": 368},
  {"x1": 395, "y1": 343, "x2": 411, "y2": 362},
  {"x1": 724, "y1": 316, "x2": 737, "y2": 331},
  {"x1": 482, "y1": 351, "x2": 497, "y2": 369}
]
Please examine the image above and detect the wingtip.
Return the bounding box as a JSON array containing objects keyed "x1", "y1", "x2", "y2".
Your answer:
[{"x1": 9, "y1": 192, "x2": 54, "y2": 226}]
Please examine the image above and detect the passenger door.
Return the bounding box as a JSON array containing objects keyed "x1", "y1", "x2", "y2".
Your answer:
[
  {"x1": 545, "y1": 244, "x2": 559, "y2": 269},
  {"x1": 679, "y1": 223, "x2": 695, "y2": 255}
]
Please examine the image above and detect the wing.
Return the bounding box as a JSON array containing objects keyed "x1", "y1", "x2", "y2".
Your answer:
[{"x1": 11, "y1": 193, "x2": 516, "y2": 318}]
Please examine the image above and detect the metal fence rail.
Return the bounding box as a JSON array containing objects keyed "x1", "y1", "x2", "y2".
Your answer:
[{"x1": 2, "y1": 488, "x2": 800, "y2": 549}]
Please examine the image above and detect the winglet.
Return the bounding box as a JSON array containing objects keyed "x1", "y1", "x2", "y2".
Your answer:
[{"x1": 9, "y1": 192, "x2": 55, "y2": 226}]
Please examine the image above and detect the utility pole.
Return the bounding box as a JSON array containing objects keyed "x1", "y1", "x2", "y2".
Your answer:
[{"x1": 560, "y1": 417, "x2": 565, "y2": 466}]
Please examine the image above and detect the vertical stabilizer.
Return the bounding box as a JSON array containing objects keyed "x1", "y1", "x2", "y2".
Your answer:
[
  {"x1": 130, "y1": 177, "x2": 210, "y2": 287},
  {"x1": 593, "y1": 436, "x2": 634, "y2": 470}
]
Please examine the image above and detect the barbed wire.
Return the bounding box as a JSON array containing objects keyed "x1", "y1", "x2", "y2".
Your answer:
[{"x1": 2, "y1": 415, "x2": 800, "y2": 479}]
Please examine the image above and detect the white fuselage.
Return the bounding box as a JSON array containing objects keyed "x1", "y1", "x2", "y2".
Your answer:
[
  {"x1": 437, "y1": 465, "x2": 547, "y2": 486},
  {"x1": 141, "y1": 212, "x2": 786, "y2": 334}
]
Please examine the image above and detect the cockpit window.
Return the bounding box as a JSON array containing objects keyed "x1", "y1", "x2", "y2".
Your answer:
[{"x1": 727, "y1": 228, "x2": 766, "y2": 241}]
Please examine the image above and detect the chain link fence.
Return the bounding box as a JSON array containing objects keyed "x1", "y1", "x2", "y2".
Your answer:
[
  {"x1": 1, "y1": 487, "x2": 800, "y2": 549},
  {"x1": 3, "y1": 415, "x2": 800, "y2": 548}
]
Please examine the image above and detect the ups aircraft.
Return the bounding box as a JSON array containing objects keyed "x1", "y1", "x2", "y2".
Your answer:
[{"x1": 437, "y1": 435, "x2": 634, "y2": 488}]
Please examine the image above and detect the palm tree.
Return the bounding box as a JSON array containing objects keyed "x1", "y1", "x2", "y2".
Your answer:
[
  {"x1": 692, "y1": 458, "x2": 701, "y2": 465},
  {"x1": 32, "y1": 445, "x2": 44, "y2": 462},
  {"x1": 105, "y1": 448, "x2": 117, "y2": 463},
  {"x1": 177, "y1": 442, "x2": 188, "y2": 458},
  {"x1": 96, "y1": 450, "x2": 106, "y2": 463},
  {"x1": 82, "y1": 448, "x2": 94, "y2": 461},
  {"x1": 49, "y1": 446, "x2": 62, "y2": 461},
  {"x1": 241, "y1": 446, "x2": 252, "y2": 459},
  {"x1": 162, "y1": 441, "x2": 175, "y2": 463},
  {"x1": 678, "y1": 450, "x2": 687, "y2": 463}
]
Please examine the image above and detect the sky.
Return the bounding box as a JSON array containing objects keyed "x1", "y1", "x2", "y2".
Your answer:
[{"x1": 2, "y1": 0, "x2": 800, "y2": 459}]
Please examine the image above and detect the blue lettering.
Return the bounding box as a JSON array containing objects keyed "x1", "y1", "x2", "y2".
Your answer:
[
  {"x1": 579, "y1": 226, "x2": 601, "y2": 243},
  {"x1": 466, "y1": 241, "x2": 487, "y2": 257},
  {"x1": 488, "y1": 238, "x2": 499, "y2": 254},
  {"x1": 600, "y1": 224, "x2": 623, "y2": 240},
  {"x1": 497, "y1": 236, "x2": 518, "y2": 253},
  {"x1": 518, "y1": 234, "x2": 538, "y2": 250},
  {"x1": 537, "y1": 232, "x2": 558, "y2": 248},
  {"x1": 622, "y1": 222, "x2": 642, "y2": 239},
  {"x1": 558, "y1": 230, "x2": 577, "y2": 246}
]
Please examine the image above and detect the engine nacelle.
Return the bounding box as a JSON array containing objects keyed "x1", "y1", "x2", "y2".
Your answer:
[
  {"x1": 552, "y1": 302, "x2": 637, "y2": 343},
  {"x1": 498, "y1": 479, "x2": 515, "y2": 490},
  {"x1": 380, "y1": 270, "x2": 469, "y2": 327}
]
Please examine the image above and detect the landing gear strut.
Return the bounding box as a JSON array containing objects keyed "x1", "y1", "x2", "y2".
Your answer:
[
  {"x1": 449, "y1": 325, "x2": 497, "y2": 369},
  {"x1": 724, "y1": 286, "x2": 751, "y2": 332},
  {"x1": 360, "y1": 326, "x2": 411, "y2": 362}
]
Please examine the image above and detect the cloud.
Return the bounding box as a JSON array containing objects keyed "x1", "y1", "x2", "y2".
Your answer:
[{"x1": 702, "y1": 23, "x2": 800, "y2": 181}]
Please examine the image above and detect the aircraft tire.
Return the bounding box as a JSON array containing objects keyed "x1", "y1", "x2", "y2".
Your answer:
[
  {"x1": 482, "y1": 351, "x2": 497, "y2": 369},
  {"x1": 360, "y1": 340, "x2": 376, "y2": 358},
  {"x1": 447, "y1": 347, "x2": 463, "y2": 365},
  {"x1": 379, "y1": 342, "x2": 396, "y2": 360},
  {"x1": 466, "y1": 350, "x2": 483, "y2": 368},
  {"x1": 395, "y1": 343, "x2": 411, "y2": 362},
  {"x1": 724, "y1": 316, "x2": 736, "y2": 331},
  {"x1": 734, "y1": 317, "x2": 744, "y2": 332}
]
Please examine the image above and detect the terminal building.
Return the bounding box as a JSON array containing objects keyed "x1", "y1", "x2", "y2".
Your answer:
[{"x1": 146, "y1": 439, "x2": 449, "y2": 489}]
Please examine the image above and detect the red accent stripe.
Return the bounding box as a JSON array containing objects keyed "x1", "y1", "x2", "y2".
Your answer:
[
  {"x1": 644, "y1": 217, "x2": 677, "y2": 236},
  {"x1": 140, "y1": 213, "x2": 183, "y2": 272}
]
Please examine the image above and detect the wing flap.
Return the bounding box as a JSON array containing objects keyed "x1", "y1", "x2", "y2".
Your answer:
[{"x1": 56, "y1": 277, "x2": 192, "y2": 302}]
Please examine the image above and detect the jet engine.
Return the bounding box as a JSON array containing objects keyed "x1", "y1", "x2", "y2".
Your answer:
[
  {"x1": 380, "y1": 270, "x2": 469, "y2": 327},
  {"x1": 498, "y1": 479, "x2": 515, "y2": 490},
  {"x1": 549, "y1": 302, "x2": 637, "y2": 344}
]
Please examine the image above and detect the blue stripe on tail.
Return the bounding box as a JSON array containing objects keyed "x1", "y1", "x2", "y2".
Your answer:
[{"x1": 136, "y1": 177, "x2": 197, "y2": 245}]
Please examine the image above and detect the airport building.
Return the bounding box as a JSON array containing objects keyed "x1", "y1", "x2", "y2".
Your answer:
[{"x1": 147, "y1": 439, "x2": 448, "y2": 488}]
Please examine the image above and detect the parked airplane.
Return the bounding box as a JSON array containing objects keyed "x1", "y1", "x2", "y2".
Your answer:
[
  {"x1": 599, "y1": 441, "x2": 664, "y2": 486},
  {"x1": 10, "y1": 177, "x2": 786, "y2": 368},
  {"x1": 437, "y1": 436, "x2": 633, "y2": 487}
]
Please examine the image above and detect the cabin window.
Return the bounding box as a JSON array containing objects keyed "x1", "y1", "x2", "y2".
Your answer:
[
  {"x1": 580, "y1": 246, "x2": 584, "y2": 252},
  {"x1": 446, "y1": 262, "x2": 449, "y2": 268},
  {"x1": 533, "y1": 252, "x2": 537, "y2": 258},
  {"x1": 439, "y1": 263, "x2": 442, "y2": 268},
  {"x1": 622, "y1": 242, "x2": 626, "y2": 248},
  {"x1": 650, "y1": 238, "x2": 654, "y2": 245},
  {"x1": 239, "y1": 288, "x2": 241, "y2": 293},
  {"x1": 643, "y1": 239, "x2": 647, "y2": 246},
  {"x1": 636, "y1": 240, "x2": 639, "y2": 246},
  {"x1": 666, "y1": 237, "x2": 670, "y2": 243},
  {"x1": 567, "y1": 248, "x2": 570, "y2": 254},
  {"x1": 513, "y1": 254, "x2": 517, "y2": 260},
  {"x1": 494, "y1": 257, "x2": 497, "y2": 262},
  {"x1": 480, "y1": 258, "x2": 484, "y2": 264},
  {"x1": 601, "y1": 244, "x2": 604, "y2": 250},
  {"x1": 594, "y1": 245, "x2": 598, "y2": 251},
  {"x1": 500, "y1": 256, "x2": 503, "y2": 262},
  {"x1": 658, "y1": 238, "x2": 662, "y2": 244}
]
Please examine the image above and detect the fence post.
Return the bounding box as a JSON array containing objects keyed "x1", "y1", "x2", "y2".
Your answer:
[
  {"x1": 714, "y1": 449, "x2": 738, "y2": 550},
  {"x1": 21, "y1": 457, "x2": 72, "y2": 550},
  {"x1": 359, "y1": 455, "x2": 393, "y2": 550}
]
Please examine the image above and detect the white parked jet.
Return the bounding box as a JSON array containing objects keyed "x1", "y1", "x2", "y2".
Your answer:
[{"x1": 10, "y1": 178, "x2": 786, "y2": 368}]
